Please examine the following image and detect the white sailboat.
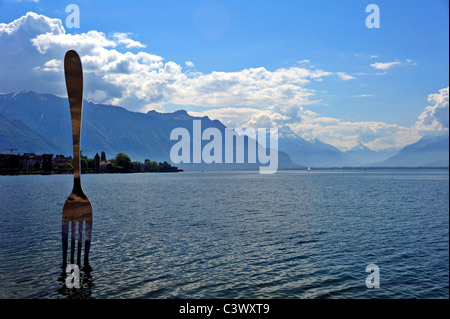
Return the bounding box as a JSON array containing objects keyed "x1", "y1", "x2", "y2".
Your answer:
[{"x1": 307, "y1": 166, "x2": 311, "y2": 172}]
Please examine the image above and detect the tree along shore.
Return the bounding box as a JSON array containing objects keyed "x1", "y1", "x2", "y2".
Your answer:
[{"x1": 0, "y1": 151, "x2": 182, "y2": 175}]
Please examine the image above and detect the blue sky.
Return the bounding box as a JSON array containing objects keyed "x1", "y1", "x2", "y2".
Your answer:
[{"x1": 0, "y1": 0, "x2": 448, "y2": 150}]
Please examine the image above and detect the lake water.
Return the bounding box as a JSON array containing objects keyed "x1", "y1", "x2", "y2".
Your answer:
[{"x1": 0, "y1": 169, "x2": 448, "y2": 299}]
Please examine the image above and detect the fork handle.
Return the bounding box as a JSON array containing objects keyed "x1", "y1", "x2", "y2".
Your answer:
[{"x1": 64, "y1": 50, "x2": 83, "y2": 187}]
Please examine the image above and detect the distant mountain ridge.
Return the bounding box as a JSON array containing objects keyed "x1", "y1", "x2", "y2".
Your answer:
[
  {"x1": 371, "y1": 134, "x2": 449, "y2": 167},
  {"x1": 0, "y1": 113, "x2": 63, "y2": 154},
  {"x1": 278, "y1": 126, "x2": 359, "y2": 167},
  {"x1": 0, "y1": 91, "x2": 299, "y2": 170},
  {"x1": 345, "y1": 142, "x2": 398, "y2": 165},
  {"x1": 0, "y1": 91, "x2": 448, "y2": 168}
]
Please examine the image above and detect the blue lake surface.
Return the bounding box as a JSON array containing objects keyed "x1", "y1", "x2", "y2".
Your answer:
[{"x1": 0, "y1": 169, "x2": 448, "y2": 298}]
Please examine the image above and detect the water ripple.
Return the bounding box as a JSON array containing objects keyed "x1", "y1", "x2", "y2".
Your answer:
[{"x1": 0, "y1": 170, "x2": 448, "y2": 298}]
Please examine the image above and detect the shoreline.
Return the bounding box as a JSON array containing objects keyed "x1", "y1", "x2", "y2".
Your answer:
[
  {"x1": 1, "y1": 166, "x2": 448, "y2": 176},
  {"x1": 0, "y1": 169, "x2": 184, "y2": 176}
]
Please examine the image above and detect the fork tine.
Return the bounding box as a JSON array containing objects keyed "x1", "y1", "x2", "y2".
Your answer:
[
  {"x1": 77, "y1": 221, "x2": 83, "y2": 265},
  {"x1": 70, "y1": 221, "x2": 76, "y2": 264},
  {"x1": 84, "y1": 220, "x2": 92, "y2": 265},
  {"x1": 62, "y1": 221, "x2": 69, "y2": 267}
]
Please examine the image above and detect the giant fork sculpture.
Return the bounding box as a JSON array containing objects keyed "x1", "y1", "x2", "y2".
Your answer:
[{"x1": 62, "y1": 50, "x2": 93, "y2": 267}]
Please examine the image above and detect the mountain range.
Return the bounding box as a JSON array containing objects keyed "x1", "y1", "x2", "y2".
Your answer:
[
  {"x1": 0, "y1": 91, "x2": 448, "y2": 169},
  {"x1": 0, "y1": 91, "x2": 298, "y2": 170},
  {"x1": 345, "y1": 143, "x2": 399, "y2": 165},
  {"x1": 370, "y1": 134, "x2": 449, "y2": 167},
  {"x1": 278, "y1": 126, "x2": 359, "y2": 167}
]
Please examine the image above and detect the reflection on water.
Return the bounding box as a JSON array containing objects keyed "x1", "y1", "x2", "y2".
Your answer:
[{"x1": 0, "y1": 170, "x2": 448, "y2": 298}]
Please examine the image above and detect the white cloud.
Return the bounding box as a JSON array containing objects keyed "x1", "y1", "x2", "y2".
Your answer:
[
  {"x1": 0, "y1": 12, "x2": 68, "y2": 94},
  {"x1": 192, "y1": 88, "x2": 449, "y2": 151},
  {"x1": 370, "y1": 59, "x2": 417, "y2": 71},
  {"x1": 192, "y1": 107, "x2": 420, "y2": 151},
  {"x1": 405, "y1": 59, "x2": 418, "y2": 65},
  {"x1": 0, "y1": 12, "x2": 444, "y2": 152},
  {"x1": 279, "y1": 111, "x2": 419, "y2": 151},
  {"x1": 34, "y1": 58, "x2": 62, "y2": 72},
  {"x1": 112, "y1": 32, "x2": 146, "y2": 49},
  {"x1": 293, "y1": 88, "x2": 449, "y2": 150},
  {"x1": 189, "y1": 107, "x2": 272, "y2": 128},
  {"x1": 0, "y1": 11, "x2": 64, "y2": 36},
  {"x1": 370, "y1": 61, "x2": 401, "y2": 70},
  {"x1": 1, "y1": 12, "x2": 353, "y2": 111},
  {"x1": 415, "y1": 87, "x2": 449, "y2": 135},
  {"x1": 166, "y1": 66, "x2": 332, "y2": 108},
  {"x1": 336, "y1": 72, "x2": 356, "y2": 80},
  {"x1": 32, "y1": 30, "x2": 118, "y2": 54}
]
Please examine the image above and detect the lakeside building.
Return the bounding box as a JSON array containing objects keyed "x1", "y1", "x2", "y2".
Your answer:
[
  {"x1": 0, "y1": 153, "x2": 74, "y2": 172},
  {"x1": 19, "y1": 153, "x2": 43, "y2": 171},
  {"x1": 99, "y1": 160, "x2": 111, "y2": 172},
  {"x1": 52, "y1": 155, "x2": 73, "y2": 169}
]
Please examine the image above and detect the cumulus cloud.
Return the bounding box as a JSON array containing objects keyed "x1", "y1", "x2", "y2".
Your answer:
[
  {"x1": 415, "y1": 87, "x2": 449, "y2": 135},
  {"x1": 190, "y1": 104, "x2": 304, "y2": 130},
  {"x1": 0, "y1": 12, "x2": 68, "y2": 94},
  {"x1": 191, "y1": 106, "x2": 421, "y2": 151},
  {"x1": 34, "y1": 58, "x2": 62, "y2": 72},
  {"x1": 112, "y1": 32, "x2": 146, "y2": 49},
  {"x1": 190, "y1": 102, "x2": 392, "y2": 150},
  {"x1": 192, "y1": 88, "x2": 449, "y2": 151},
  {"x1": 291, "y1": 88, "x2": 449, "y2": 150},
  {"x1": 270, "y1": 110, "x2": 419, "y2": 151},
  {"x1": 336, "y1": 72, "x2": 356, "y2": 80},
  {"x1": 166, "y1": 66, "x2": 334, "y2": 108},
  {"x1": 0, "y1": 12, "x2": 445, "y2": 152},
  {"x1": 0, "y1": 12, "x2": 355, "y2": 111}
]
